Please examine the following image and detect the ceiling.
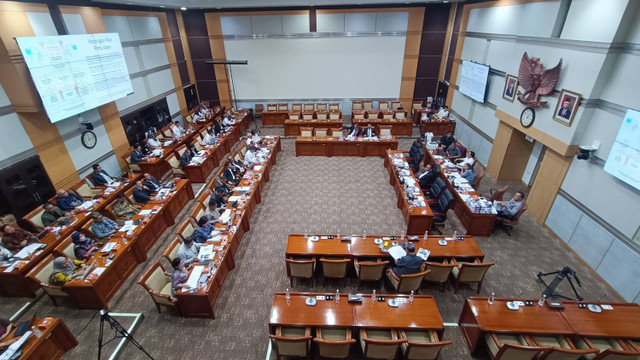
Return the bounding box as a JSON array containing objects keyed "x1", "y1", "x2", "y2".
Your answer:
[{"x1": 92, "y1": 0, "x2": 465, "y2": 10}]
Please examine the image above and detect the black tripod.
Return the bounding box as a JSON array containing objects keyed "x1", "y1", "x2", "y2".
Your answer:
[
  {"x1": 537, "y1": 266, "x2": 583, "y2": 301},
  {"x1": 97, "y1": 310, "x2": 155, "y2": 360}
]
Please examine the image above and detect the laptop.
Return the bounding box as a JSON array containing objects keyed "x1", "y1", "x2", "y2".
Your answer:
[{"x1": 12, "y1": 312, "x2": 37, "y2": 338}]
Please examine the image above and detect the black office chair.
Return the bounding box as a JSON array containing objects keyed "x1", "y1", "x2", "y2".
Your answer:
[
  {"x1": 430, "y1": 189, "x2": 455, "y2": 234},
  {"x1": 419, "y1": 166, "x2": 441, "y2": 193},
  {"x1": 404, "y1": 140, "x2": 424, "y2": 173},
  {"x1": 425, "y1": 178, "x2": 446, "y2": 200}
]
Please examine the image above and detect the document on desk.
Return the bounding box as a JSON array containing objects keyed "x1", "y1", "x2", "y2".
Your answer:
[
  {"x1": 388, "y1": 245, "x2": 407, "y2": 260},
  {"x1": 138, "y1": 209, "x2": 153, "y2": 216},
  {"x1": 13, "y1": 243, "x2": 46, "y2": 259},
  {"x1": 198, "y1": 245, "x2": 216, "y2": 262},
  {"x1": 185, "y1": 266, "x2": 204, "y2": 290},
  {"x1": 77, "y1": 200, "x2": 95, "y2": 210},
  {"x1": 416, "y1": 248, "x2": 430, "y2": 261},
  {"x1": 0, "y1": 331, "x2": 32, "y2": 360}
]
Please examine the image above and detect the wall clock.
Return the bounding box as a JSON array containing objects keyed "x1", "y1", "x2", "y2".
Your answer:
[
  {"x1": 81, "y1": 130, "x2": 97, "y2": 149},
  {"x1": 520, "y1": 107, "x2": 535, "y2": 128}
]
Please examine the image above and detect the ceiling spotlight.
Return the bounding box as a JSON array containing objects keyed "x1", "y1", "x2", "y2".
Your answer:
[
  {"x1": 159, "y1": 5, "x2": 165, "y2": 7},
  {"x1": 181, "y1": 7, "x2": 187, "y2": 10}
]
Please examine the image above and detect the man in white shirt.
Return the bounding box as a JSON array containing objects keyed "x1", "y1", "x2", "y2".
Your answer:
[
  {"x1": 223, "y1": 113, "x2": 236, "y2": 127},
  {"x1": 436, "y1": 105, "x2": 450, "y2": 120},
  {"x1": 456, "y1": 151, "x2": 476, "y2": 167},
  {"x1": 244, "y1": 146, "x2": 258, "y2": 168},
  {"x1": 203, "y1": 128, "x2": 217, "y2": 145},
  {"x1": 171, "y1": 121, "x2": 185, "y2": 138},
  {"x1": 245, "y1": 129, "x2": 260, "y2": 145}
]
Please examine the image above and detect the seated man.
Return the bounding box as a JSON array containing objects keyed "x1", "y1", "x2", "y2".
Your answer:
[
  {"x1": 223, "y1": 161, "x2": 241, "y2": 185},
  {"x1": 132, "y1": 180, "x2": 153, "y2": 204},
  {"x1": 130, "y1": 143, "x2": 148, "y2": 164},
  {"x1": 456, "y1": 151, "x2": 476, "y2": 167},
  {"x1": 90, "y1": 213, "x2": 119, "y2": 241},
  {"x1": 496, "y1": 191, "x2": 525, "y2": 220},
  {"x1": 146, "y1": 132, "x2": 162, "y2": 149},
  {"x1": 346, "y1": 124, "x2": 361, "y2": 138},
  {"x1": 112, "y1": 193, "x2": 139, "y2": 220},
  {"x1": 436, "y1": 105, "x2": 450, "y2": 120},
  {"x1": 91, "y1": 164, "x2": 118, "y2": 187},
  {"x1": 171, "y1": 121, "x2": 186, "y2": 138},
  {"x1": 389, "y1": 242, "x2": 423, "y2": 276},
  {"x1": 434, "y1": 144, "x2": 447, "y2": 157},
  {"x1": 439, "y1": 131, "x2": 455, "y2": 148},
  {"x1": 142, "y1": 173, "x2": 162, "y2": 193},
  {"x1": 246, "y1": 129, "x2": 261, "y2": 145},
  {"x1": 194, "y1": 216, "x2": 216, "y2": 244},
  {"x1": 214, "y1": 119, "x2": 224, "y2": 136},
  {"x1": 178, "y1": 237, "x2": 199, "y2": 266},
  {"x1": 222, "y1": 112, "x2": 236, "y2": 127},
  {"x1": 55, "y1": 190, "x2": 84, "y2": 211},
  {"x1": 203, "y1": 128, "x2": 217, "y2": 146},
  {"x1": 0, "y1": 224, "x2": 37, "y2": 253},
  {"x1": 417, "y1": 164, "x2": 436, "y2": 188},
  {"x1": 243, "y1": 146, "x2": 259, "y2": 168},
  {"x1": 446, "y1": 142, "x2": 461, "y2": 158},
  {"x1": 204, "y1": 201, "x2": 221, "y2": 221},
  {"x1": 41, "y1": 203, "x2": 69, "y2": 228},
  {"x1": 460, "y1": 163, "x2": 476, "y2": 184},
  {"x1": 178, "y1": 148, "x2": 194, "y2": 168},
  {"x1": 214, "y1": 177, "x2": 232, "y2": 197},
  {"x1": 209, "y1": 188, "x2": 227, "y2": 210},
  {"x1": 362, "y1": 124, "x2": 376, "y2": 138}
]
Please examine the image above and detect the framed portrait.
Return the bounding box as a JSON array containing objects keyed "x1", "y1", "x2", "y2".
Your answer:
[
  {"x1": 553, "y1": 89, "x2": 581, "y2": 126},
  {"x1": 502, "y1": 74, "x2": 518, "y2": 102}
]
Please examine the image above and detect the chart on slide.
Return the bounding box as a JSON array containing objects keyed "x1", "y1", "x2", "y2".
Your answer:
[
  {"x1": 16, "y1": 33, "x2": 133, "y2": 123},
  {"x1": 604, "y1": 109, "x2": 640, "y2": 191}
]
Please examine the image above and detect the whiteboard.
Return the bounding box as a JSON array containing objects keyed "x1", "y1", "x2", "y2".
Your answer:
[
  {"x1": 604, "y1": 109, "x2": 640, "y2": 191},
  {"x1": 458, "y1": 60, "x2": 490, "y2": 103},
  {"x1": 222, "y1": 36, "x2": 406, "y2": 100},
  {"x1": 16, "y1": 33, "x2": 132, "y2": 123}
]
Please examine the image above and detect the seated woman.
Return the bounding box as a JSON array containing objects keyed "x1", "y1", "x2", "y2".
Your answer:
[
  {"x1": 50, "y1": 256, "x2": 86, "y2": 286},
  {"x1": 194, "y1": 216, "x2": 216, "y2": 244},
  {"x1": 71, "y1": 232, "x2": 99, "y2": 261},
  {"x1": 171, "y1": 257, "x2": 189, "y2": 297}
]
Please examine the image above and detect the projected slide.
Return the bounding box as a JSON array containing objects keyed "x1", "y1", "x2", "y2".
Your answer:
[
  {"x1": 459, "y1": 60, "x2": 490, "y2": 103},
  {"x1": 16, "y1": 33, "x2": 133, "y2": 123},
  {"x1": 604, "y1": 109, "x2": 640, "y2": 191}
]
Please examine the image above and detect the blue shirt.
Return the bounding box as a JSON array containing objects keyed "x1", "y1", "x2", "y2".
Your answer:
[
  {"x1": 392, "y1": 254, "x2": 424, "y2": 277},
  {"x1": 194, "y1": 224, "x2": 216, "y2": 243},
  {"x1": 447, "y1": 146, "x2": 461, "y2": 157},
  {"x1": 91, "y1": 217, "x2": 119, "y2": 238},
  {"x1": 461, "y1": 169, "x2": 476, "y2": 184},
  {"x1": 56, "y1": 193, "x2": 84, "y2": 211}
]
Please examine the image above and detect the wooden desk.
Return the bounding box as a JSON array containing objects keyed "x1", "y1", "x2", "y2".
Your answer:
[
  {"x1": 262, "y1": 110, "x2": 289, "y2": 126},
  {"x1": 268, "y1": 293, "x2": 444, "y2": 334},
  {"x1": 0, "y1": 318, "x2": 77, "y2": 360},
  {"x1": 420, "y1": 119, "x2": 456, "y2": 136},
  {"x1": 458, "y1": 297, "x2": 640, "y2": 355},
  {"x1": 384, "y1": 150, "x2": 434, "y2": 235},
  {"x1": 353, "y1": 118, "x2": 413, "y2": 136},
  {"x1": 295, "y1": 137, "x2": 398, "y2": 157},
  {"x1": 285, "y1": 234, "x2": 484, "y2": 261},
  {"x1": 284, "y1": 119, "x2": 343, "y2": 136}
]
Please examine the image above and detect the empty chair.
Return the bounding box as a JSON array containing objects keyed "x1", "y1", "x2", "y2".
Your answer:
[
  {"x1": 269, "y1": 326, "x2": 312, "y2": 360},
  {"x1": 300, "y1": 127, "x2": 314, "y2": 137},
  {"x1": 329, "y1": 111, "x2": 341, "y2": 120},
  {"x1": 292, "y1": 103, "x2": 302, "y2": 111},
  {"x1": 354, "y1": 258, "x2": 389, "y2": 289},
  {"x1": 277, "y1": 103, "x2": 288, "y2": 111},
  {"x1": 176, "y1": 218, "x2": 196, "y2": 241},
  {"x1": 363, "y1": 100, "x2": 373, "y2": 110},
  {"x1": 190, "y1": 203, "x2": 206, "y2": 222},
  {"x1": 426, "y1": 178, "x2": 446, "y2": 200},
  {"x1": 367, "y1": 110, "x2": 380, "y2": 120},
  {"x1": 317, "y1": 111, "x2": 328, "y2": 120},
  {"x1": 330, "y1": 128, "x2": 343, "y2": 137},
  {"x1": 329, "y1": 103, "x2": 340, "y2": 110},
  {"x1": 302, "y1": 111, "x2": 314, "y2": 120},
  {"x1": 404, "y1": 140, "x2": 425, "y2": 173},
  {"x1": 313, "y1": 328, "x2": 355, "y2": 359},
  {"x1": 450, "y1": 258, "x2": 495, "y2": 293},
  {"x1": 317, "y1": 103, "x2": 328, "y2": 111},
  {"x1": 412, "y1": 100, "x2": 423, "y2": 115},
  {"x1": 485, "y1": 333, "x2": 550, "y2": 360},
  {"x1": 315, "y1": 128, "x2": 328, "y2": 137},
  {"x1": 167, "y1": 153, "x2": 185, "y2": 177},
  {"x1": 353, "y1": 110, "x2": 366, "y2": 120},
  {"x1": 575, "y1": 337, "x2": 630, "y2": 360},
  {"x1": 26, "y1": 254, "x2": 69, "y2": 306},
  {"x1": 379, "y1": 101, "x2": 389, "y2": 110},
  {"x1": 303, "y1": 103, "x2": 314, "y2": 111},
  {"x1": 254, "y1": 104, "x2": 264, "y2": 117},
  {"x1": 72, "y1": 181, "x2": 102, "y2": 199},
  {"x1": 288, "y1": 112, "x2": 301, "y2": 120},
  {"x1": 382, "y1": 110, "x2": 394, "y2": 119},
  {"x1": 533, "y1": 335, "x2": 598, "y2": 360},
  {"x1": 163, "y1": 237, "x2": 182, "y2": 263},
  {"x1": 319, "y1": 257, "x2": 351, "y2": 280},
  {"x1": 422, "y1": 260, "x2": 456, "y2": 291},
  {"x1": 137, "y1": 261, "x2": 181, "y2": 315},
  {"x1": 386, "y1": 269, "x2": 430, "y2": 294},
  {"x1": 378, "y1": 125, "x2": 392, "y2": 137},
  {"x1": 394, "y1": 110, "x2": 406, "y2": 120},
  {"x1": 53, "y1": 236, "x2": 76, "y2": 260},
  {"x1": 285, "y1": 256, "x2": 316, "y2": 287},
  {"x1": 267, "y1": 104, "x2": 277, "y2": 111},
  {"x1": 198, "y1": 189, "x2": 212, "y2": 206},
  {"x1": 430, "y1": 189, "x2": 455, "y2": 234},
  {"x1": 360, "y1": 329, "x2": 406, "y2": 360},
  {"x1": 400, "y1": 329, "x2": 452, "y2": 360},
  {"x1": 352, "y1": 100, "x2": 364, "y2": 110},
  {"x1": 391, "y1": 101, "x2": 402, "y2": 110},
  {"x1": 474, "y1": 169, "x2": 485, "y2": 190}
]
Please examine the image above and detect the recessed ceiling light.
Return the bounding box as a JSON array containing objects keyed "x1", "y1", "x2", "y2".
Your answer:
[
  {"x1": 159, "y1": 5, "x2": 165, "y2": 7},
  {"x1": 126, "y1": 2, "x2": 133, "y2": 4},
  {"x1": 216, "y1": 6, "x2": 221, "y2": 9},
  {"x1": 181, "y1": 7, "x2": 187, "y2": 10}
]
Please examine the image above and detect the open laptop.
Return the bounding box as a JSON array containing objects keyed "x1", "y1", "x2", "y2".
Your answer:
[{"x1": 12, "y1": 311, "x2": 37, "y2": 338}]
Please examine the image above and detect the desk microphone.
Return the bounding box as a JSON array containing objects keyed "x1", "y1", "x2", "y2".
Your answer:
[{"x1": 514, "y1": 290, "x2": 524, "y2": 300}]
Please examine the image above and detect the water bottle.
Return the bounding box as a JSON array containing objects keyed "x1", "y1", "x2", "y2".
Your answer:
[
  {"x1": 538, "y1": 294, "x2": 547, "y2": 306},
  {"x1": 409, "y1": 290, "x2": 414, "y2": 303},
  {"x1": 363, "y1": 231, "x2": 367, "y2": 240},
  {"x1": 488, "y1": 292, "x2": 494, "y2": 305},
  {"x1": 372, "y1": 290, "x2": 376, "y2": 303},
  {"x1": 452, "y1": 230, "x2": 458, "y2": 240},
  {"x1": 31, "y1": 326, "x2": 42, "y2": 338},
  {"x1": 335, "y1": 289, "x2": 340, "y2": 303},
  {"x1": 423, "y1": 231, "x2": 428, "y2": 241},
  {"x1": 304, "y1": 230, "x2": 308, "y2": 239},
  {"x1": 285, "y1": 288, "x2": 290, "y2": 301},
  {"x1": 337, "y1": 230, "x2": 340, "y2": 239},
  {"x1": 400, "y1": 230, "x2": 405, "y2": 242}
]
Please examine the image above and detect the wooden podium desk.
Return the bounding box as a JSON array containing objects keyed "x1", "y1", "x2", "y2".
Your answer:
[
  {"x1": 268, "y1": 293, "x2": 443, "y2": 335},
  {"x1": 295, "y1": 137, "x2": 398, "y2": 157},
  {"x1": 0, "y1": 318, "x2": 77, "y2": 360},
  {"x1": 261, "y1": 110, "x2": 289, "y2": 126},
  {"x1": 459, "y1": 297, "x2": 640, "y2": 355},
  {"x1": 182, "y1": 147, "x2": 219, "y2": 184},
  {"x1": 352, "y1": 118, "x2": 413, "y2": 136},
  {"x1": 384, "y1": 150, "x2": 433, "y2": 235},
  {"x1": 284, "y1": 119, "x2": 343, "y2": 136},
  {"x1": 422, "y1": 147, "x2": 496, "y2": 237},
  {"x1": 286, "y1": 234, "x2": 484, "y2": 261},
  {"x1": 420, "y1": 118, "x2": 456, "y2": 136}
]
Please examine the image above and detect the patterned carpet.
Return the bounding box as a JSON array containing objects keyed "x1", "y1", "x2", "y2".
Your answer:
[{"x1": 0, "y1": 122, "x2": 621, "y2": 360}]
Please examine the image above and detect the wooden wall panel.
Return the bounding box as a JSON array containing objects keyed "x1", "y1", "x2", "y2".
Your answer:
[
  {"x1": 486, "y1": 121, "x2": 512, "y2": 178},
  {"x1": 205, "y1": 13, "x2": 232, "y2": 109},
  {"x1": 527, "y1": 149, "x2": 572, "y2": 223},
  {"x1": 500, "y1": 130, "x2": 535, "y2": 181}
]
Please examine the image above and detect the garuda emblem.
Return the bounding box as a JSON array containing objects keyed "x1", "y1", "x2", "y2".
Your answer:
[{"x1": 517, "y1": 52, "x2": 562, "y2": 107}]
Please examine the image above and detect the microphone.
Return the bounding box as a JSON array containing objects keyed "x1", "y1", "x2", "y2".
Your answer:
[{"x1": 514, "y1": 290, "x2": 524, "y2": 300}]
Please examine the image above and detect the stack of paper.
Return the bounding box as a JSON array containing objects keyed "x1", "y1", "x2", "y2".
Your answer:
[
  {"x1": 185, "y1": 266, "x2": 204, "y2": 289},
  {"x1": 388, "y1": 246, "x2": 407, "y2": 260},
  {"x1": 13, "y1": 244, "x2": 46, "y2": 259},
  {"x1": 198, "y1": 244, "x2": 216, "y2": 262},
  {"x1": 77, "y1": 201, "x2": 95, "y2": 210}
]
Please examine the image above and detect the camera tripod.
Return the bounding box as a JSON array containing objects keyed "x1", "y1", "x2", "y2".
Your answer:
[
  {"x1": 97, "y1": 310, "x2": 155, "y2": 360},
  {"x1": 537, "y1": 266, "x2": 583, "y2": 301}
]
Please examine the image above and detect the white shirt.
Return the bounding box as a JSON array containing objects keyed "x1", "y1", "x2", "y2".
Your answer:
[
  {"x1": 147, "y1": 138, "x2": 161, "y2": 149},
  {"x1": 460, "y1": 156, "x2": 474, "y2": 167},
  {"x1": 203, "y1": 133, "x2": 216, "y2": 145},
  {"x1": 171, "y1": 124, "x2": 185, "y2": 138},
  {"x1": 223, "y1": 117, "x2": 235, "y2": 126},
  {"x1": 437, "y1": 108, "x2": 450, "y2": 119},
  {"x1": 246, "y1": 134, "x2": 261, "y2": 145},
  {"x1": 244, "y1": 150, "x2": 257, "y2": 166}
]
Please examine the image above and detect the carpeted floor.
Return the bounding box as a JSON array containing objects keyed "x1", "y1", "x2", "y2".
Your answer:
[{"x1": 0, "y1": 122, "x2": 621, "y2": 360}]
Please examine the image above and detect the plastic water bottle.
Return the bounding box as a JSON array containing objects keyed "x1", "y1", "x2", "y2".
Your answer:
[
  {"x1": 335, "y1": 289, "x2": 340, "y2": 303},
  {"x1": 304, "y1": 230, "x2": 308, "y2": 239},
  {"x1": 409, "y1": 290, "x2": 414, "y2": 303},
  {"x1": 363, "y1": 231, "x2": 367, "y2": 240},
  {"x1": 423, "y1": 231, "x2": 428, "y2": 241},
  {"x1": 538, "y1": 294, "x2": 547, "y2": 306},
  {"x1": 285, "y1": 288, "x2": 290, "y2": 301},
  {"x1": 452, "y1": 230, "x2": 458, "y2": 240},
  {"x1": 31, "y1": 326, "x2": 42, "y2": 338},
  {"x1": 488, "y1": 292, "x2": 495, "y2": 305},
  {"x1": 372, "y1": 290, "x2": 376, "y2": 303},
  {"x1": 400, "y1": 230, "x2": 405, "y2": 242},
  {"x1": 337, "y1": 230, "x2": 340, "y2": 239}
]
